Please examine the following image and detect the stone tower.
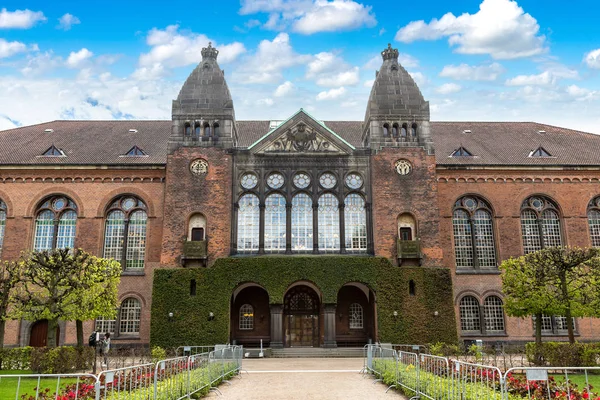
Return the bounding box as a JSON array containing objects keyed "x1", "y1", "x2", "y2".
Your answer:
[
  {"x1": 169, "y1": 43, "x2": 237, "y2": 153},
  {"x1": 363, "y1": 44, "x2": 433, "y2": 154}
]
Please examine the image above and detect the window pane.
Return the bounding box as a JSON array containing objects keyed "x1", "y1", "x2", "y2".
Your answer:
[
  {"x1": 95, "y1": 317, "x2": 116, "y2": 335},
  {"x1": 542, "y1": 209, "x2": 562, "y2": 247},
  {"x1": 292, "y1": 193, "x2": 313, "y2": 252},
  {"x1": 56, "y1": 210, "x2": 77, "y2": 250},
  {"x1": 126, "y1": 210, "x2": 147, "y2": 269},
  {"x1": 345, "y1": 194, "x2": 367, "y2": 252},
  {"x1": 588, "y1": 209, "x2": 600, "y2": 247},
  {"x1": 0, "y1": 207, "x2": 5, "y2": 257},
  {"x1": 104, "y1": 210, "x2": 125, "y2": 263},
  {"x1": 265, "y1": 194, "x2": 286, "y2": 253},
  {"x1": 119, "y1": 298, "x2": 141, "y2": 334},
  {"x1": 318, "y1": 194, "x2": 340, "y2": 252},
  {"x1": 474, "y1": 209, "x2": 496, "y2": 267},
  {"x1": 521, "y1": 209, "x2": 542, "y2": 254},
  {"x1": 483, "y1": 296, "x2": 505, "y2": 333},
  {"x1": 460, "y1": 296, "x2": 480, "y2": 333},
  {"x1": 237, "y1": 194, "x2": 260, "y2": 253},
  {"x1": 349, "y1": 303, "x2": 363, "y2": 329},
  {"x1": 239, "y1": 304, "x2": 254, "y2": 330},
  {"x1": 34, "y1": 210, "x2": 55, "y2": 251},
  {"x1": 453, "y1": 209, "x2": 473, "y2": 267}
]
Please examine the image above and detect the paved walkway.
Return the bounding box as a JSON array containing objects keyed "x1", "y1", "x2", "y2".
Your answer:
[{"x1": 207, "y1": 358, "x2": 406, "y2": 399}]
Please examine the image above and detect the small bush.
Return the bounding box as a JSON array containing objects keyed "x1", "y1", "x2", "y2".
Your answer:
[
  {"x1": 0, "y1": 346, "x2": 33, "y2": 370},
  {"x1": 30, "y1": 346, "x2": 94, "y2": 373},
  {"x1": 525, "y1": 342, "x2": 600, "y2": 367},
  {"x1": 152, "y1": 346, "x2": 167, "y2": 363}
]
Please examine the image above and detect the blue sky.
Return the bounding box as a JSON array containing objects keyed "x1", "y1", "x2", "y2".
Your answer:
[{"x1": 1, "y1": 0, "x2": 599, "y2": 132}]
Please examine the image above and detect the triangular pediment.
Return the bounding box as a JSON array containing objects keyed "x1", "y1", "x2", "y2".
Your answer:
[{"x1": 249, "y1": 109, "x2": 355, "y2": 155}]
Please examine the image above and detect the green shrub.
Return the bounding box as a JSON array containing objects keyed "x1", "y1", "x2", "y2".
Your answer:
[
  {"x1": 0, "y1": 346, "x2": 33, "y2": 370},
  {"x1": 525, "y1": 342, "x2": 600, "y2": 367},
  {"x1": 152, "y1": 346, "x2": 167, "y2": 363},
  {"x1": 30, "y1": 346, "x2": 94, "y2": 373}
]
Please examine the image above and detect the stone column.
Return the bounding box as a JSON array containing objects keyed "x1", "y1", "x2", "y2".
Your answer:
[
  {"x1": 323, "y1": 304, "x2": 337, "y2": 348},
  {"x1": 258, "y1": 202, "x2": 265, "y2": 254},
  {"x1": 270, "y1": 304, "x2": 284, "y2": 349}
]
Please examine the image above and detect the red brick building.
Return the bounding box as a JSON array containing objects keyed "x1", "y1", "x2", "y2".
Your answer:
[{"x1": 1, "y1": 43, "x2": 599, "y2": 348}]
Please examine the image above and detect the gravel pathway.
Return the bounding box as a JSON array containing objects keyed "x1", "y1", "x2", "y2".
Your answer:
[{"x1": 207, "y1": 357, "x2": 406, "y2": 399}]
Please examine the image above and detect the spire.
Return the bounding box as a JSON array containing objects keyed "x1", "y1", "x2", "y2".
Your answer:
[
  {"x1": 201, "y1": 42, "x2": 219, "y2": 60},
  {"x1": 381, "y1": 43, "x2": 398, "y2": 61}
]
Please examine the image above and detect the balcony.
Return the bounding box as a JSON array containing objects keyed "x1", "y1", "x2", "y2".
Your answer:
[
  {"x1": 397, "y1": 239, "x2": 421, "y2": 264},
  {"x1": 182, "y1": 240, "x2": 207, "y2": 264}
]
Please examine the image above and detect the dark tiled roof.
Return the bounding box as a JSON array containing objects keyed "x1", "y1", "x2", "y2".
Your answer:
[{"x1": 1, "y1": 120, "x2": 599, "y2": 167}]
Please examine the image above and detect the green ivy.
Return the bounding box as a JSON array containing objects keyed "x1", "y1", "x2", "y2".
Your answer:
[{"x1": 151, "y1": 257, "x2": 457, "y2": 347}]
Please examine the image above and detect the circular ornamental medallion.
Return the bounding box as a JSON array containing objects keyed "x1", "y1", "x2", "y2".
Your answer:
[
  {"x1": 190, "y1": 159, "x2": 209, "y2": 176},
  {"x1": 395, "y1": 160, "x2": 412, "y2": 176}
]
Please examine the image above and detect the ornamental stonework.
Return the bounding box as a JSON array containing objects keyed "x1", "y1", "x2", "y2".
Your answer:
[
  {"x1": 190, "y1": 159, "x2": 209, "y2": 175},
  {"x1": 395, "y1": 159, "x2": 412, "y2": 176}
]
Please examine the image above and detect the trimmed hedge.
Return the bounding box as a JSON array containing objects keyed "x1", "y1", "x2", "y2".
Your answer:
[
  {"x1": 151, "y1": 257, "x2": 457, "y2": 347},
  {"x1": 525, "y1": 342, "x2": 600, "y2": 367},
  {"x1": 30, "y1": 346, "x2": 94, "y2": 373},
  {"x1": 0, "y1": 346, "x2": 33, "y2": 370}
]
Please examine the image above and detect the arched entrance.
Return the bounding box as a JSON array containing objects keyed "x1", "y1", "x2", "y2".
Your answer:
[
  {"x1": 335, "y1": 283, "x2": 376, "y2": 346},
  {"x1": 284, "y1": 285, "x2": 320, "y2": 347},
  {"x1": 230, "y1": 283, "x2": 270, "y2": 347},
  {"x1": 29, "y1": 320, "x2": 60, "y2": 347}
]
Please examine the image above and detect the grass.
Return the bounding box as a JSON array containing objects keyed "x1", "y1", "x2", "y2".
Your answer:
[
  {"x1": 550, "y1": 373, "x2": 600, "y2": 392},
  {"x1": 0, "y1": 370, "x2": 86, "y2": 399}
]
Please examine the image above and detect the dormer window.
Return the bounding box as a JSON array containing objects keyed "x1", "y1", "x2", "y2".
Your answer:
[
  {"x1": 529, "y1": 147, "x2": 552, "y2": 157},
  {"x1": 124, "y1": 146, "x2": 147, "y2": 156},
  {"x1": 451, "y1": 147, "x2": 473, "y2": 157},
  {"x1": 41, "y1": 145, "x2": 65, "y2": 157}
]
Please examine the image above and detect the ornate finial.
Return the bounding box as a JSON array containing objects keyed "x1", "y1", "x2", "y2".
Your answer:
[
  {"x1": 201, "y1": 42, "x2": 219, "y2": 60},
  {"x1": 381, "y1": 43, "x2": 399, "y2": 61}
]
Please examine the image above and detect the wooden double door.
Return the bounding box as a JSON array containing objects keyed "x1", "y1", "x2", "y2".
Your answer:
[
  {"x1": 29, "y1": 320, "x2": 60, "y2": 347},
  {"x1": 284, "y1": 286, "x2": 320, "y2": 347}
]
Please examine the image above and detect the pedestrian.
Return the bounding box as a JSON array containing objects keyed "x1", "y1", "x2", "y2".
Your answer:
[{"x1": 101, "y1": 332, "x2": 111, "y2": 369}]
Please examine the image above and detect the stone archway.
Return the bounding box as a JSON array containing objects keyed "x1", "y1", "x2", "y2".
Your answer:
[
  {"x1": 283, "y1": 285, "x2": 321, "y2": 347},
  {"x1": 336, "y1": 283, "x2": 376, "y2": 346},
  {"x1": 230, "y1": 283, "x2": 270, "y2": 347}
]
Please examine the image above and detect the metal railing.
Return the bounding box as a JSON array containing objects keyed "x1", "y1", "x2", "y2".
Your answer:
[
  {"x1": 0, "y1": 345, "x2": 243, "y2": 400},
  {"x1": 175, "y1": 345, "x2": 215, "y2": 357}
]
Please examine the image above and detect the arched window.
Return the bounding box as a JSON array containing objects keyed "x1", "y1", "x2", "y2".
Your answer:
[
  {"x1": 483, "y1": 296, "x2": 505, "y2": 333},
  {"x1": 587, "y1": 197, "x2": 600, "y2": 247},
  {"x1": 194, "y1": 123, "x2": 201, "y2": 137},
  {"x1": 318, "y1": 193, "x2": 339, "y2": 252},
  {"x1": 265, "y1": 194, "x2": 286, "y2": 253},
  {"x1": 185, "y1": 123, "x2": 192, "y2": 136},
  {"x1": 411, "y1": 123, "x2": 418, "y2": 137},
  {"x1": 398, "y1": 213, "x2": 416, "y2": 241},
  {"x1": 409, "y1": 280, "x2": 416, "y2": 296},
  {"x1": 292, "y1": 193, "x2": 313, "y2": 252},
  {"x1": 119, "y1": 298, "x2": 141, "y2": 335},
  {"x1": 34, "y1": 196, "x2": 78, "y2": 251},
  {"x1": 103, "y1": 196, "x2": 148, "y2": 269},
  {"x1": 392, "y1": 124, "x2": 399, "y2": 137},
  {"x1": 0, "y1": 200, "x2": 6, "y2": 257},
  {"x1": 345, "y1": 194, "x2": 367, "y2": 252},
  {"x1": 401, "y1": 123, "x2": 408, "y2": 137},
  {"x1": 239, "y1": 304, "x2": 254, "y2": 330},
  {"x1": 521, "y1": 196, "x2": 562, "y2": 254},
  {"x1": 349, "y1": 303, "x2": 363, "y2": 329},
  {"x1": 237, "y1": 194, "x2": 259, "y2": 253},
  {"x1": 452, "y1": 196, "x2": 496, "y2": 269},
  {"x1": 382, "y1": 124, "x2": 389, "y2": 136},
  {"x1": 213, "y1": 123, "x2": 220, "y2": 137},
  {"x1": 95, "y1": 316, "x2": 115, "y2": 335},
  {"x1": 459, "y1": 296, "x2": 481, "y2": 333},
  {"x1": 204, "y1": 123, "x2": 211, "y2": 137},
  {"x1": 188, "y1": 214, "x2": 206, "y2": 241}
]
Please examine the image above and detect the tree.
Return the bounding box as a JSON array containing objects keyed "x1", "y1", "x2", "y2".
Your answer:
[
  {"x1": 12, "y1": 249, "x2": 121, "y2": 348},
  {"x1": 0, "y1": 260, "x2": 21, "y2": 348}
]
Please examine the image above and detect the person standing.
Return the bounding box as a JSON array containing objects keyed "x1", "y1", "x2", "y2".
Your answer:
[{"x1": 101, "y1": 332, "x2": 111, "y2": 369}]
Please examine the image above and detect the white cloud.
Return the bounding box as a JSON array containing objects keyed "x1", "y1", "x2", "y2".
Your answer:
[
  {"x1": 240, "y1": 0, "x2": 376, "y2": 35},
  {"x1": 565, "y1": 85, "x2": 599, "y2": 101},
  {"x1": 439, "y1": 63, "x2": 505, "y2": 81},
  {"x1": 135, "y1": 25, "x2": 246, "y2": 78},
  {"x1": 505, "y1": 66, "x2": 578, "y2": 86},
  {"x1": 408, "y1": 71, "x2": 428, "y2": 86},
  {"x1": 0, "y1": 39, "x2": 29, "y2": 58},
  {"x1": 234, "y1": 33, "x2": 310, "y2": 84},
  {"x1": 57, "y1": 13, "x2": 80, "y2": 30},
  {"x1": 0, "y1": 8, "x2": 45, "y2": 29},
  {"x1": 436, "y1": 83, "x2": 462, "y2": 94},
  {"x1": 395, "y1": 0, "x2": 547, "y2": 59},
  {"x1": 257, "y1": 98, "x2": 274, "y2": 106},
  {"x1": 363, "y1": 79, "x2": 374, "y2": 87},
  {"x1": 66, "y1": 48, "x2": 93, "y2": 69},
  {"x1": 20, "y1": 51, "x2": 62, "y2": 76},
  {"x1": 306, "y1": 52, "x2": 360, "y2": 87},
  {"x1": 584, "y1": 49, "x2": 600, "y2": 69},
  {"x1": 274, "y1": 81, "x2": 294, "y2": 97},
  {"x1": 316, "y1": 86, "x2": 346, "y2": 100}
]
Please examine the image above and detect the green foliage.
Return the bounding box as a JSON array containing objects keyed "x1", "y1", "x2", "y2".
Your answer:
[
  {"x1": 0, "y1": 260, "x2": 23, "y2": 347},
  {"x1": 0, "y1": 346, "x2": 33, "y2": 370},
  {"x1": 429, "y1": 342, "x2": 460, "y2": 357},
  {"x1": 151, "y1": 346, "x2": 167, "y2": 363},
  {"x1": 525, "y1": 342, "x2": 600, "y2": 367},
  {"x1": 151, "y1": 257, "x2": 457, "y2": 347},
  {"x1": 29, "y1": 346, "x2": 94, "y2": 373}
]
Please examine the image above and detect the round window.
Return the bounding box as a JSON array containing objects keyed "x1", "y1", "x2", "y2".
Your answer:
[
  {"x1": 531, "y1": 197, "x2": 544, "y2": 211},
  {"x1": 464, "y1": 197, "x2": 477, "y2": 211},
  {"x1": 319, "y1": 173, "x2": 337, "y2": 189},
  {"x1": 293, "y1": 173, "x2": 311, "y2": 189},
  {"x1": 241, "y1": 173, "x2": 258, "y2": 190},
  {"x1": 267, "y1": 173, "x2": 285, "y2": 189},
  {"x1": 122, "y1": 197, "x2": 137, "y2": 211},
  {"x1": 345, "y1": 173, "x2": 363, "y2": 189},
  {"x1": 52, "y1": 198, "x2": 66, "y2": 211}
]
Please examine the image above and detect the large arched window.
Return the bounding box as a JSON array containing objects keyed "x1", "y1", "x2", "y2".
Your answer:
[
  {"x1": 0, "y1": 200, "x2": 6, "y2": 257},
  {"x1": 459, "y1": 296, "x2": 481, "y2": 333},
  {"x1": 237, "y1": 194, "x2": 259, "y2": 253},
  {"x1": 483, "y1": 296, "x2": 505, "y2": 333},
  {"x1": 345, "y1": 194, "x2": 367, "y2": 252},
  {"x1": 452, "y1": 196, "x2": 496, "y2": 268},
  {"x1": 103, "y1": 196, "x2": 148, "y2": 269},
  {"x1": 588, "y1": 196, "x2": 600, "y2": 247},
  {"x1": 34, "y1": 196, "x2": 78, "y2": 251},
  {"x1": 318, "y1": 193, "x2": 339, "y2": 252},
  {"x1": 239, "y1": 304, "x2": 254, "y2": 330},
  {"x1": 265, "y1": 194, "x2": 286, "y2": 253},
  {"x1": 292, "y1": 193, "x2": 313, "y2": 252},
  {"x1": 349, "y1": 303, "x2": 363, "y2": 329},
  {"x1": 119, "y1": 297, "x2": 141, "y2": 335},
  {"x1": 521, "y1": 196, "x2": 562, "y2": 254}
]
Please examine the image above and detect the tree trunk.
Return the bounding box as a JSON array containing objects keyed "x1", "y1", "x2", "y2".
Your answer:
[
  {"x1": 0, "y1": 319, "x2": 5, "y2": 349},
  {"x1": 565, "y1": 307, "x2": 575, "y2": 344},
  {"x1": 559, "y1": 272, "x2": 576, "y2": 344},
  {"x1": 535, "y1": 312, "x2": 543, "y2": 365},
  {"x1": 47, "y1": 318, "x2": 59, "y2": 348},
  {"x1": 76, "y1": 320, "x2": 84, "y2": 347}
]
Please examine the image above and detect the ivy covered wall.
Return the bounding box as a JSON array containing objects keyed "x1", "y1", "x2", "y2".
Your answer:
[{"x1": 150, "y1": 257, "x2": 457, "y2": 347}]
